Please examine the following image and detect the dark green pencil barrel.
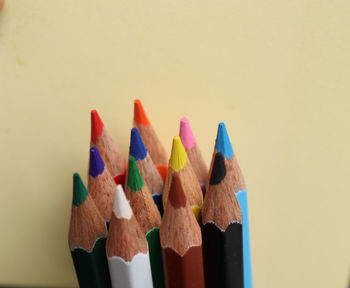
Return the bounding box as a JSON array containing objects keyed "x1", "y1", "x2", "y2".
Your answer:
[
  {"x1": 71, "y1": 237, "x2": 111, "y2": 288},
  {"x1": 146, "y1": 227, "x2": 165, "y2": 288}
]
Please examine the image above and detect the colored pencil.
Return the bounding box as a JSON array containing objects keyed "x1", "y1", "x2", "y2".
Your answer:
[
  {"x1": 106, "y1": 185, "x2": 153, "y2": 288},
  {"x1": 202, "y1": 152, "x2": 244, "y2": 288},
  {"x1": 91, "y1": 109, "x2": 126, "y2": 185},
  {"x1": 124, "y1": 156, "x2": 161, "y2": 234},
  {"x1": 69, "y1": 173, "x2": 111, "y2": 288},
  {"x1": 129, "y1": 127, "x2": 164, "y2": 214},
  {"x1": 179, "y1": 117, "x2": 208, "y2": 193},
  {"x1": 160, "y1": 173, "x2": 205, "y2": 288},
  {"x1": 163, "y1": 136, "x2": 203, "y2": 220},
  {"x1": 211, "y1": 123, "x2": 252, "y2": 288},
  {"x1": 125, "y1": 156, "x2": 165, "y2": 288},
  {"x1": 88, "y1": 146, "x2": 116, "y2": 223},
  {"x1": 133, "y1": 99, "x2": 168, "y2": 180}
]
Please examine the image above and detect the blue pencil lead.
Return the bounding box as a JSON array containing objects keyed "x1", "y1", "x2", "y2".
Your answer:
[
  {"x1": 130, "y1": 128, "x2": 147, "y2": 160},
  {"x1": 89, "y1": 147, "x2": 105, "y2": 177},
  {"x1": 215, "y1": 123, "x2": 234, "y2": 160}
]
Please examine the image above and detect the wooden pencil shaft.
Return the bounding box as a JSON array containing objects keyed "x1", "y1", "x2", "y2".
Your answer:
[
  {"x1": 136, "y1": 124, "x2": 168, "y2": 166},
  {"x1": 185, "y1": 143, "x2": 208, "y2": 185},
  {"x1": 91, "y1": 110, "x2": 126, "y2": 179}
]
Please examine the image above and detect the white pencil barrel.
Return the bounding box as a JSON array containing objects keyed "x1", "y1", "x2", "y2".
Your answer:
[{"x1": 107, "y1": 252, "x2": 153, "y2": 288}]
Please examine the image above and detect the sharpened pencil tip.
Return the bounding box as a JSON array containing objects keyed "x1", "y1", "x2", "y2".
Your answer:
[
  {"x1": 90, "y1": 110, "x2": 104, "y2": 144},
  {"x1": 169, "y1": 136, "x2": 187, "y2": 172},
  {"x1": 89, "y1": 147, "x2": 105, "y2": 178},
  {"x1": 134, "y1": 99, "x2": 151, "y2": 126},
  {"x1": 168, "y1": 173, "x2": 187, "y2": 208},
  {"x1": 127, "y1": 156, "x2": 145, "y2": 191},
  {"x1": 179, "y1": 117, "x2": 196, "y2": 149},
  {"x1": 73, "y1": 173, "x2": 88, "y2": 206},
  {"x1": 130, "y1": 128, "x2": 147, "y2": 160},
  {"x1": 113, "y1": 185, "x2": 133, "y2": 219},
  {"x1": 215, "y1": 123, "x2": 233, "y2": 160},
  {"x1": 209, "y1": 152, "x2": 226, "y2": 185}
]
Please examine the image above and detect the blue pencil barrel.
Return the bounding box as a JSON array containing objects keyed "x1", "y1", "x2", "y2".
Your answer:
[{"x1": 236, "y1": 189, "x2": 252, "y2": 288}]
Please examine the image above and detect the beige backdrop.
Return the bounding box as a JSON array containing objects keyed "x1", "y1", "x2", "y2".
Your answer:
[{"x1": 1, "y1": 0, "x2": 349, "y2": 287}]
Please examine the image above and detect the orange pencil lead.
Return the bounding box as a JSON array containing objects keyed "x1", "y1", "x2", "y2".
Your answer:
[{"x1": 134, "y1": 99, "x2": 151, "y2": 126}]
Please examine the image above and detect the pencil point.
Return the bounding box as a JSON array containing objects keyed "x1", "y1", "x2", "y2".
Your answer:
[
  {"x1": 209, "y1": 152, "x2": 226, "y2": 185},
  {"x1": 179, "y1": 117, "x2": 196, "y2": 149},
  {"x1": 169, "y1": 136, "x2": 187, "y2": 172},
  {"x1": 89, "y1": 147, "x2": 105, "y2": 178},
  {"x1": 215, "y1": 123, "x2": 233, "y2": 159},
  {"x1": 113, "y1": 185, "x2": 133, "y2": 219},
  {"x1": 127, "y1": 157, "x2": 145, "y2": 191},
  {"x1": 73, "y1": 173, "x2": 88, "y2": 206},
  {"x1": 91, "y1": 110, "x2": 104, "y2": 144},
  {"x1": 168, "y1": 173, "x2": 187, "y2": 208},
  {"x1": 130, "y1": 128, "x2": 147, "y2": 160},
  {"x1": 134, "y1": 99, "x2": 151, "y2": 126}
]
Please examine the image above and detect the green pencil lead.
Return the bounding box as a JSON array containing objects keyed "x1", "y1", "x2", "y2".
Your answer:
[
  {"x1": 73, "y1": 173, "x2": 88, "y2": 206},
  {"x1": 127, "y1": 157, "x2": 145, "y2": 191}
]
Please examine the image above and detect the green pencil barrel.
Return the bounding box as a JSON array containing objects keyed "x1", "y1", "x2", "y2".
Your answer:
[
  {"x1": 71, "y1": 237, "x2": 112, "y2": 288},
  {"x1": 146, "y1": 227, "x2": 165, "y2": 288}
]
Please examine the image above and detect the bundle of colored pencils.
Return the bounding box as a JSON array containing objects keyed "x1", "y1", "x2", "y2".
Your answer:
[{"x1": 68, "y1": 100, "x2": 252, "y2": 288}]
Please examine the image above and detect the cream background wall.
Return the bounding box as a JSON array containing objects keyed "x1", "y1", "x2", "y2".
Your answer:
[{"x1": 1, "y1": 0, "x2": 349, "y2": 287}]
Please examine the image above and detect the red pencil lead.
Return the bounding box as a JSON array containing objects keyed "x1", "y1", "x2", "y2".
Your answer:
[{"x1": 91, "y1": 110, "x2": 104, "y2": 144}]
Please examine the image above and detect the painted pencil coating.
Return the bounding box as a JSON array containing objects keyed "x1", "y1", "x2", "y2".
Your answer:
[
  {"x1": 71, "y1": 238, "x2": 112, "y2": 288},
  {"x1": 202, "y1": 223, "x2": 243, "y2": 288},
  {"x1": 106, "y1": 185, "x2": 153, "y2": 288},
  {"x1": 69, "y1": 173, "x2": 111, "y2": 288},
  {"x1": 162, "y1": 246, "x2": 205, "y2": 288},
  {"x1": 146, "y1": 228, "x2": 165, "y2": 288},
  {"x1": 236, "y1": 189, "x2": 252, "y2": 288},
  {"x1": 160, "y1": 174, "x2": 205, "y2": 288},
  {"x1": 107, "y1": 253, "x2": 153, "y2": 288},
  {"x1": 202, "y1": 152, "x2": 244, "y2": 288},
  {"x1": 124, "y1": 157, "x2": 164, "y2": 287},
  {"x1": 212, "y1": 123, "x2": 252, "y2": 287}
]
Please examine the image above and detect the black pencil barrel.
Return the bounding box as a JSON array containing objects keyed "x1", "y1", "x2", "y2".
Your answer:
[{"x1": 202, "y1": 222, "x2": 244, "y2": 288}]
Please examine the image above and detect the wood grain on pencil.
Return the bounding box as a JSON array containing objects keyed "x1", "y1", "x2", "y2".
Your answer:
[
  {"x1": 163, "y1": 136, "x2": 203, "y2": 212},
  {"x1": 208, "y1": 122, "x2": 245, "y2": 192},
  {"x1": 69, "y1": 173, "x2": 106, "y2": 251},
  {"x1": 124, "y1": 156, "x2": 161, "y2": 235},
  {"x1": 160, "y1": 173, "x2": 205, "y2": 288},
  {"x1": 91, "y1": 110, "x2": 126, "y2": 184},
  {"x1": 202, "y1": 152, "x2": 243, "y2": 288},
  {"x1": 129, "y1": 127, "x2": 163, "y2": 195},
  {"x1": 179, "y1": 117, "x2": 208, "y2": 186},
  {"x1": 106, "y1": 187, "x2": 147, "y2": 261},
  {"x1": 88, "y1": 147, "x2": 116, "y2": 222},
  {"x1": 133, "y1": 99, "x2": 168, "y2": 167}
]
